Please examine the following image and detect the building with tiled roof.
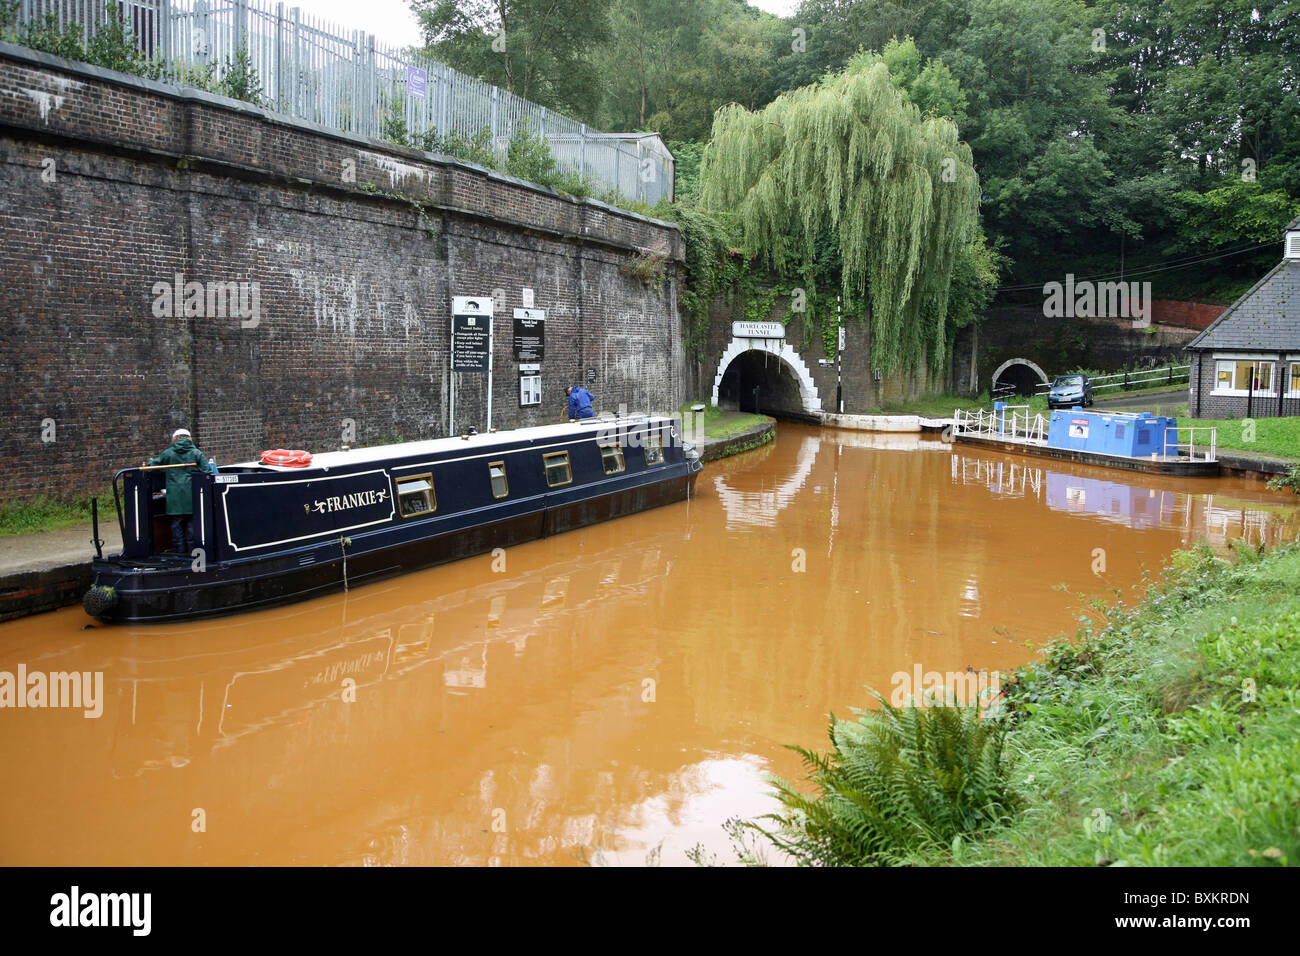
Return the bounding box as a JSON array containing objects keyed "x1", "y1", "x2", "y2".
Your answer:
[{"x1": 1186, "y1": 217, "x2": 1300, "y2": 418}]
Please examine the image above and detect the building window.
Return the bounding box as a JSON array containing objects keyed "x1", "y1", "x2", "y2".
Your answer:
[
  {"x1": 643, "y1": 434, "x2": 664, "y2": 466},
  {"x1": 489, "y1": 461, "x2": 509, "y2": 499},
  {"x1": 396, "y1": 474, "x2": 436, "y2": 517},
  {"x1": 1289, "y1": 363, "x2": 1300, "y2": 396},
  {"x1": 1213, "y1": 359, "x2": 1275, "y2": 394},
  {"x1": 600, "y1": 444, "x2": 625, "y2": 474},
  {"x1": 543, "y1": 451, "x2": 572, "y2": 487}
]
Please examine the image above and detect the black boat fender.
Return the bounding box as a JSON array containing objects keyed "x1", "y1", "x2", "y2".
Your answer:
[{"x1": 83, "y1": 584, "x2": 118, "y2": 619}]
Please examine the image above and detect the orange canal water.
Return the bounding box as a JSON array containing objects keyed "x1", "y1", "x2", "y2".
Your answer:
[{"x1": 1, "y1": 425, "x2": 1297, "y2": 865}]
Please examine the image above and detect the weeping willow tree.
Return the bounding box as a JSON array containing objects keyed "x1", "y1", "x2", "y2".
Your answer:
[{"x1": 698, "y1": 54, "x2": 983, "y2": 375}]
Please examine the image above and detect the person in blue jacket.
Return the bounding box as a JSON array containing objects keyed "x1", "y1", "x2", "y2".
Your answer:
[{"x1": 565, "y1": 384, "x2": 595, "y2": 420}]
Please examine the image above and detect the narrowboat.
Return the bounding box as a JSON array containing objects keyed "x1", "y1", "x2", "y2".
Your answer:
[{"x1": 83, "y1": 415, "x2": 702, "y2": 623}]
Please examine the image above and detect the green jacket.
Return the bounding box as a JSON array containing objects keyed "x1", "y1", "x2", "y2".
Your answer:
[{"x1": 148, "y1": 438, "x2": 212, "y2": 515}]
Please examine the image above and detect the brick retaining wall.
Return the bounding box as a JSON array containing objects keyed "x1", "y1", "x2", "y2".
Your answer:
[{"x1": 0, "y1": 42, "x2": 685, "y2": 501}]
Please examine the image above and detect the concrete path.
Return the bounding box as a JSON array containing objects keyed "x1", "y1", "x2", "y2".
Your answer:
[
  {"x1": 0, "y1": 522, "x2": 119, "y2": 575},
  {"x1": 820, "y1": 412, "x2": 952, "y2": 432},
  {"x1": 1093, "y1": 389, "x2": 1187, "y2": 411},
  {"x1": 1217, "y1": 449, "x2": 1296, "y2": 477}
]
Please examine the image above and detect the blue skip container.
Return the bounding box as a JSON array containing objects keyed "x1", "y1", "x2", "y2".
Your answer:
[{"x1": 1047, "y1": 409, "x2": 1174, "y2": 458}]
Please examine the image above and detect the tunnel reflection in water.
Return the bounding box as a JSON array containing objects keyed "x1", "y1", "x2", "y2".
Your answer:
[{"x1": 0, "y1": 425, "x2": 1296, "y2": 866}]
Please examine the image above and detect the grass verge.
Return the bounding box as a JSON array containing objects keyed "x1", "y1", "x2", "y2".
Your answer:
[
  {"x1": 679, "y1": 402, "x2": 771, "y2": 439},
  {"x1": 1177, "y1": 416, "x2": 1300, "y2": 461},
  {"x1": 0, "y1": 492, "x2": 107, "y2": 537},
  {"x1": 758, "y1": 541, "x2": 1300, "y2": 866}
]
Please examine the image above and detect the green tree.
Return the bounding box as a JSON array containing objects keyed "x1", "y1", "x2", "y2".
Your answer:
[
  {"x1": 1171, "y1": 181, "x2": 1300, "y2": 258},
  {"x1": 1098, "y1": 0, "x2": 1300, "y2": 193},
  {"x1": 409, "y1": 0, "x2": 612, "y2": 122},
  {"x1": 777, "y1": 0, "x2": 970, "y2": 91},
  {"x1": 699, "y1": 51, "x2": 985, "y2": 374},
  {"x1": 602, "y1": 0, "x2": 700, "y2": 130},
  {"x1": 611, "y1": 0, "x2": 786, "y2": 142}
]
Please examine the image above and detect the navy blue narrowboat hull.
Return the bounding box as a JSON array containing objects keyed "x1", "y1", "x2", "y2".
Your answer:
[
  {"x1": 86, "y1": 416, "x2": 702, "y2": 623},
  {"x1": 90, "y1": 467, "x2": 698, "y2": 623}
]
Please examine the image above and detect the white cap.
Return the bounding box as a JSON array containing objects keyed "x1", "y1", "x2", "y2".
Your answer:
[{"x1": 172, "y1": 428, "x2": 191, "y2": 440}]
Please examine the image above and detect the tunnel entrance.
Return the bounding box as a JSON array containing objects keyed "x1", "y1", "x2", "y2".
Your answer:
[
  {"x1": 717, "y1": 349, "x2": 808, "y2": 418},
  {"x1": 991, "y1": 358, "x2": 1050, "y2": 397}
]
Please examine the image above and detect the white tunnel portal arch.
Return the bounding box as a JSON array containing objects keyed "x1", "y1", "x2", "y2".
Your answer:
[{"x1": 710, "y1": 338, "x2": 822, "y2": 413}]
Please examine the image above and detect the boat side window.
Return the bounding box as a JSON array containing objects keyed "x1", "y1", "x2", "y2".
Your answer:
[
  {"x1": 543, "y1": 451, "x2": 573, "y2": 487},
  {"x1": 396, "y1": 474, "x2": 436, "y2": 517},
  {"x1": 489, "y1": 461, "x2": 509, "y2": 499},
  {"x1": 643, "y1": 433, "x2": 665, "y2": 466},
  {"x1": 600, "y1": 444, "x2": 626, "y2": 475}
]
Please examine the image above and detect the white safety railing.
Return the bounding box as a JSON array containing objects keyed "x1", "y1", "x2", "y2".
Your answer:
[
  {"x1": 953, "y1": 406, "x2": 1048, "y2": 444},
  {"x1": 1164, "y1": 425, "x2": 1217, "y2": 463},
  {"x1": 6, "y1": 0, "x2": 674, "y2": 204},
  {"x1": 1035, "y1": 364, "x2": 1191, "y2": 395}
]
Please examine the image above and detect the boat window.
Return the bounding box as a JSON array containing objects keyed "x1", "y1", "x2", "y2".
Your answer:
[
  {"x1": 396, "y1": 474, "x2": 436, "y2": 517},
  {"x1": 543, "y1": 451, "x2": 573, "y2": 487},
  {"x1": 643, "y1": 434, "x2": 665, "y2": 466},
  {"x1": 600, "y1": 444, "x2": 626, "y2": 475},
  {"x1": 489, "y1": 461, "x2": 509, "y2": 499}
]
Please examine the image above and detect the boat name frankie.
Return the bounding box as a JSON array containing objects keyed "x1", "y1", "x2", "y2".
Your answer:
[{"x1": 304, "y1": 489, "x2": 389, "y2": 515}]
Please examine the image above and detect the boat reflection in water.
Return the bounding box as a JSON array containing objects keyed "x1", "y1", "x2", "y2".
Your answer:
[
  {"x1": 951, "y1": 451, "x2": 1298, "y2": 548},
  {"x1": 76, "y1": 522, "x2": 767, "y2": 866}
]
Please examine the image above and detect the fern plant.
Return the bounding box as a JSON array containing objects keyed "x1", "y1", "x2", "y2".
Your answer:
[{"x1": 755, "y1": 691, "x2": 1020, "y2": 866}]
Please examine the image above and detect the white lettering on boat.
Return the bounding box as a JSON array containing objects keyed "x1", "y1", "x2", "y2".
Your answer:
[{"x1": 305, "y1": 489, "x2": 389, "y2": 515}]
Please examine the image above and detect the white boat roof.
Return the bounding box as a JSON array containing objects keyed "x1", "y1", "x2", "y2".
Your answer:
[{"x1": 229, "y1": 414, "x2": 673, "y2": 471}]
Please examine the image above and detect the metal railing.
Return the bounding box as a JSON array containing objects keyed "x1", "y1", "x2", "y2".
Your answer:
[
  {"x1": 8, "y1": 0, "x2": 673, "y2": 204},
  {"x1": 1034, "y1": 364, "x2": 1191, "y2": 395},
  {"x1": 953, "y1": 406, "x2": 1047, "y2": 444},
  {"x1": 1164, "y1": 425, "x2": 1217, "y2": 463}
]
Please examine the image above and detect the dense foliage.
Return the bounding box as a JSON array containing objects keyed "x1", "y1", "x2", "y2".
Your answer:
[{"x1": 413, "y1": 0, "x2": 1299, "y2": 305}]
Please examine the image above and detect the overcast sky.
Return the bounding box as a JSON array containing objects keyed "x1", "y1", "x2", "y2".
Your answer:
[{"x1": 292, "y1": 0, "x2": 801, "y2": 48}]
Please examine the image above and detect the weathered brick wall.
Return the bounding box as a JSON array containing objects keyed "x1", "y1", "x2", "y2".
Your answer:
[
  {"x1": 975, "y1": 307, "x2": 1198, "y2": 389},
  {"x1": 1153, "y1": 299, "x2": 1226, "y2": 331},
  {"x1": 0, "y1": 43, "x2": 684, "y2": 501}
]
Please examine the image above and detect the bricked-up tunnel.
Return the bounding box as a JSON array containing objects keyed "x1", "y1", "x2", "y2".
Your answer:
[
  {"x1": 990, "y1": 358, "x2": 1050, "y2": 397},
  {"x1": 712, "y1": 341, "x2": 822, "y2": 420}
]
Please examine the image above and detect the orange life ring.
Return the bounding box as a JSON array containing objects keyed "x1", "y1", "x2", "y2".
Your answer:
[{"x1": 260, "y1": 448, "x2": 313, "y2": 467}]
